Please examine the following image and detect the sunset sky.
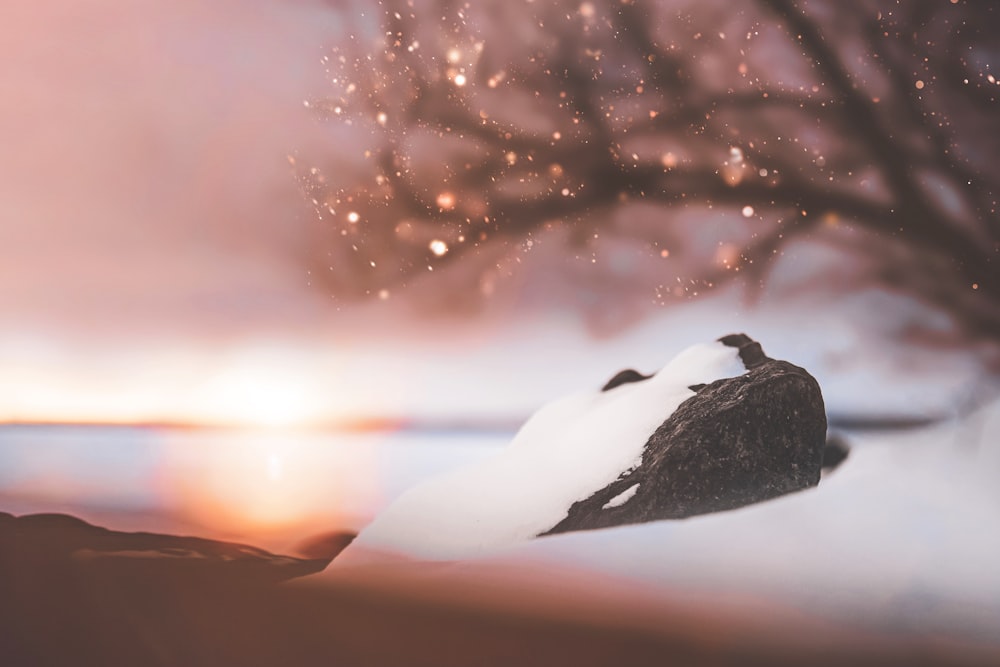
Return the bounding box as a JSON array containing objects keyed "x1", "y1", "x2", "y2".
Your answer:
[
  {"x1": 0, "y1": 0, "x2": 986, "y2": 429},
  {"x1": 1, "y1": 0, "x2": 344, "y2": 425},
  {"x1": 0, "y1": 0, "x2": 542, "y2": 426}
]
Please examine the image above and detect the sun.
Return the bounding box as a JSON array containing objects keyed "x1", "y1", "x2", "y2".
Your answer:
[
  {"x1": 198, "y1": 369, "x2": 315, "y2": 428},
  {"x1": 0, "y1": 339, "x2": 353, "y2": 430}
]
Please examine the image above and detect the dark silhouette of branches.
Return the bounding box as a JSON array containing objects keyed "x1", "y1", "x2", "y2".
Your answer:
[{"x1": 299, "y1": 0, "x2": 999, "y2": 349}]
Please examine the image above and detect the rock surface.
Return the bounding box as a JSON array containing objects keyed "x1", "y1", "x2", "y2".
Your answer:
[
  {"x1": 0, "y1": 512, "x2": 334, "y2": 585},
  {"x1": 544, "y1": 333, "x2": 827, "y2": 535}
]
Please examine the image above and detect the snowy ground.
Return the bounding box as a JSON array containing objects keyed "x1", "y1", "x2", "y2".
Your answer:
[
  {"x1": 412, "y1": 400, "x2": 1000, "y2": 644},
  {"x1": 320, "y1": 323, "x2": 1000, "y2": 643}
]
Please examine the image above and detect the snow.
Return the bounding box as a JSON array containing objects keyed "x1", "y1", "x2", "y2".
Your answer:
[
  {"x1": 334, "y1": 340, "x2": 747, "y2": 563},
  {"x1": 324, "y1": 342, "x2": 1000, "y2": 642},
  {"x1": 463, "y1": 399, "x2": 1000, "y2": 642},
  {"x1": 602, "y1": 483, "x2": 639, "y2": 509}
]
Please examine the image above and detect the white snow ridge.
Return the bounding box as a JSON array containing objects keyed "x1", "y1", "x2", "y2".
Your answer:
[{"x1": 334, "y1": 340, "x2": 746, "y2": 564}]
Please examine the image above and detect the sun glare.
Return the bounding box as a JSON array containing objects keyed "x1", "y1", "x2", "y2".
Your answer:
[
  {"x1": 194, "y1": 366, "x2": 317, "y2": 428},
  {"x1": 0, "y1": 343, "x2": 346, "y2": 429},
  {"x1": 160, "y1": 431, "x2": 383, "y2": 533},
  {"x1": 0, "y1": 344, "x2": 388, "y2": 535}
]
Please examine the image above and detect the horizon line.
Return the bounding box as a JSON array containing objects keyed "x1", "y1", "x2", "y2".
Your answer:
[{"x1": 0, "y1": 415, "x2": 526, "y2": 435}]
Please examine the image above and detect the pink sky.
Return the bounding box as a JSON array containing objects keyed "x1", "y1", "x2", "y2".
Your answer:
[
  {"x1": 0, "y1": 0, "x2": 648, "y2": 426},
  {"x1": 0, "y1": 0, "x2": 345, "y2": 340},
  {"x1": 0, "y1": 0, "x2": 370, "y2": 425},
  {"x1": 0, "y1": 0, "x2": 981, "y2": 427}
]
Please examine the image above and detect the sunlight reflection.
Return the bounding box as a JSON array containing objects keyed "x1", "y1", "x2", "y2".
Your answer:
[
  {"x1": 0, "y1": 424, "x2": 507, "y2": 552},
  {"x1": 159, "y1": 431, "x2": 383, "y2": 533}
]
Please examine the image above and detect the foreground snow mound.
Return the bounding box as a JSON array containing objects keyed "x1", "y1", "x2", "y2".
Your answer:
[
  {"x1": 499, "y1": 398, "x2": 1000, "y2": 644},
  {"x1": 338, "y1": 334, "x2": 827, "y2": 563},
  {"x1": 336, "y1": 339, "x2": 746, "y2": 562}
]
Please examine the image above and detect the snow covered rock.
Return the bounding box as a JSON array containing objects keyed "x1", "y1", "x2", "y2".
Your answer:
[
  {"x1": 544, "y1": 333, "x2": 827, "y2": 534},
  {"x1": 335, "y1": 334, "x2": 825, "y2": 563}
]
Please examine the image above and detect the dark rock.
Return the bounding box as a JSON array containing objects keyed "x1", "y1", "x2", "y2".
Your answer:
[
  {"x1": 718, "y1": 332, "x2": 768, "y2": 368},
  {"x1": 543, "y1": 334, "x2": 827, "y2": 535},
  {"x1": 821, "y1": 434, "x2": 851, "y2": 472},
  {"x1": 601, "y1": 368, "x2": 651, "y2": 392},
  {"x1": 0, "y1": 512, "x2": 326, "y2": 667},
  {"x1": 293, "y1": 530, "x2": 358, "y2": 560},
  {"x1": 0, "y1": 512, "x2": 331, "y2": 586}
]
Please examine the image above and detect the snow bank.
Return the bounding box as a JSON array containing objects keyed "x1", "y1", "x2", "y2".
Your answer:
[
  {"x1": 477, "y1": 399, "x2": 1000, "y2": 641},
  {"x1": 335, "y1": 340, "x2": 746, "y2": 562}
]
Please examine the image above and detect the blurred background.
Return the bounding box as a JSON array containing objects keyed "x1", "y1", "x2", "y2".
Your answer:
[{"x1": 0, "y1": 0, "x2": 997, "y2": 542}]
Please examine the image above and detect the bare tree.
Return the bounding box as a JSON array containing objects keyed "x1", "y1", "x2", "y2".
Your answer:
[{"x1": 298, "y1": 0, "x2": 998, "y2": 351}]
